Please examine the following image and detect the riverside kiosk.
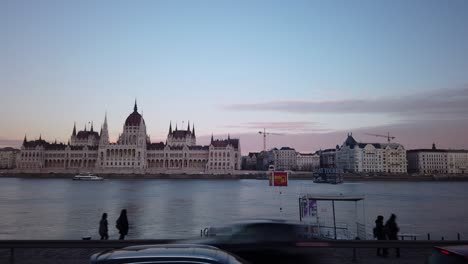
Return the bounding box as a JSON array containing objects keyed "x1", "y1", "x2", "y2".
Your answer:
[{"x1": 299, "y1": 194, "x2": 366, "y2": 240}]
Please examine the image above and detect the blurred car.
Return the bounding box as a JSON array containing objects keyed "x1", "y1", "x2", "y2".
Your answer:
[
  {"x1": 181, "y1": 219, "x2": 316, "y2": 264},
  {"x1": 198, "y1": 219, "x2": 306, "y2": 244},
  {"x1": 427, "y1": 245, "x2": 468, "y2": 264},
  {"x1": 90, "y1": 244, "x2": 248, "y2": 264}
]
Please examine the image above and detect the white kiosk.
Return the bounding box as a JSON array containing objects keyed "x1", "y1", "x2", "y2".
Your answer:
[{"x1": 299, "y1": 194, "x2": 366, "y2": 240}]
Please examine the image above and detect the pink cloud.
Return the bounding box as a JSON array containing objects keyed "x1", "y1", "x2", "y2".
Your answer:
[
  {"x1": 223, "y1": 121, "x2": 329, "y2": 133},
  {"x1": 224, "y1": 86, "x2": 468, "y2": 118},
  {"x1": 200, "y1": 119, "x2": 468, "y2": 154}
]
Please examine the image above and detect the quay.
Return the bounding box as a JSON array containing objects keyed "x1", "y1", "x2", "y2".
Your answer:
[
  {"x1": 1, "y1": 240, "x2": 466, "y2": 264},
  {"x1": 2, "y1": 170, "x2": 468, "y2": 181}
]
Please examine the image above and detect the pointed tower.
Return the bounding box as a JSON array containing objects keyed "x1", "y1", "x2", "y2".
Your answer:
[
  {"x1": 192, "y1": 124, "x2": 195, "y2": 137},
  {"x1": 169, "y1": 121, "x2": 172, "y2": 134},
  {"x1": 90, "y1": 121, "x2": 94, "y2": 132},
  {"x1": 134, "y1": 99, "x2": 138, "y2": 112},
  {"x1": 187, "y1": 121, "x2": 190, "y2": 131},
  {"x1": 84, "y1": 124, "x2": 87, "y2": 132},
  {"x1": 211, "y1": 133, "x2": 214, "y2": 143},
  {"x1": 228, "y1": 134, "x2": 230, "y2": 140},
  {"x1": 175, "y1": 123, "x2": 178, "y2": 131},
  {"x1": 39, "y1": 134, "x2": 42, "y2": 141},
  {"x1": 99, "y1": 112, "x2": 109, "y2": 146},
  {"x1": 23, "y1": 134, "x2": 27, "y2": 146},
  {"x1": 72, "y1": 122, "x2": 76, "y2": 136}
]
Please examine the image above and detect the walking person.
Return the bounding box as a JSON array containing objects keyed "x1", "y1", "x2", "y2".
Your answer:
[
  {"x1": 116, "y1": 209, "x2": 129, "y2": 240},
  {"x1": 385, "y1": 213, "x2": 400, "y2": 258},
  {"x1": 99, "y1": 213, "x2": 109, "y2": 240},
  {"x1": 373, "y1": 215, "x2": 387, "y2": 257}
]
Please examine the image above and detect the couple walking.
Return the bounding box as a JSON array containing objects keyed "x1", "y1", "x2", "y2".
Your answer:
[
  {"x1": 99, "y1": 209, "x2": 129, "y2": 240},
  {"x1": 374, "y1": 213, "x2": 400, "y2": 258}
]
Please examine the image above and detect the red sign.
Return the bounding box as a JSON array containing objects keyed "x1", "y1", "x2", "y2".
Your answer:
[{"x1": 269, "y1": 171, "x2": 288, "y2": 187}]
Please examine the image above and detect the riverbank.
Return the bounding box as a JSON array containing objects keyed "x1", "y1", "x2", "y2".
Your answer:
[
  {"x1": 0, "y1": 246, "x2": 433, "y2": 264},
  {"x1": 1, "y1": 170, "x2": 468, "y2": 181}
]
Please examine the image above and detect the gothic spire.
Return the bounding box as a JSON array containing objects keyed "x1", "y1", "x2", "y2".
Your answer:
[
  {"x1": 39, "y1": 134, "x2": 42, "y2": 141},
  {"x1": 192, "y1": 123, "x2": 195, "y2": 136},
  {"x1": 211, "y1": 133, "x2": 214, "y2": 143},
  {"x1": 134, "y1": 99, "x2": 138, "y2": 112},
  {"x1": 104, "y1": 111, "x2": 108, "y2": 126},
  {"x1": 187, "y1": 120, "x2": 190, "y2": 131},
  {"x1": 72, "y1": 122, "x2": 76, "y2": 136},
  {"x1": 23, "y1": 134, "x2": 27, "y2": 145},
  {"x1": 169, "y1": 121, "x2": 172, "y2": 134},
  {"x1": 90, "y1": 121, "x2": 94, "y2": 132},
  {"x1": 175, "y1": 123, "x2": 178, "y2": 131},
  {"x1": 228, "y1": 133, "x2": 230, "y2": 140},
  {"x1": 84, "y1": 124, "x2": 87, "y2": 132}
]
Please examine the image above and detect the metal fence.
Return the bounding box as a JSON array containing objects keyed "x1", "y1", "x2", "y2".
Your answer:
[{"x1": 1, "y1": 239, "x2": 467, "y2": 264}]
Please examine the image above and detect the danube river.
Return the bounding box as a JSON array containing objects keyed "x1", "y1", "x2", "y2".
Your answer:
[{"x1": 0, "y1": 177, "x2": 467, "y2": 240}]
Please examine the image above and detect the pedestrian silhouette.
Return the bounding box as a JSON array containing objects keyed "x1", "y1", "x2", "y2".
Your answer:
[
  {"x1": 373, "y1": 215, "x2": 387, "y2": 257},
  {"x1": 99, "y1": 213, "x2": 109, "y2": 240},
  {"x1": 116, "y1": 209, "x2": 129, "y2": 240},
  {"x1": 385, "y1": 213, "x2": 400, "y2": 257}
]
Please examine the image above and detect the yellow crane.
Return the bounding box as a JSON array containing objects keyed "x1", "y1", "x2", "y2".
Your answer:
[
  {"x1": 364, "y1": 132, "x2": 395, "y2": 143},
  {"x1": 258, "y1": 128, "x2": 283, "y2": 152}
]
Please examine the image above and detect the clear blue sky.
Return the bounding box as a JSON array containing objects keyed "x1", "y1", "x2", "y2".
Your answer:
[{"x1": 2, "y1": 0, "x2": 468, "y2": 151}]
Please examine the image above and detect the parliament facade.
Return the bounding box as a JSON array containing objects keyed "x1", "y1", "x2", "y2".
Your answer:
[{"x1": 16, "y1": 102, "x2": 241, "y2": 174}]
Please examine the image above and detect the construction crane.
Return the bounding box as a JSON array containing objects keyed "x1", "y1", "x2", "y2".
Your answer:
[
  {"x1": 258, "y1": 128, "x2": 283, "y2": 152},
  {"x1": 364, "y1": 132, "x2": 395, "y2": 143}
]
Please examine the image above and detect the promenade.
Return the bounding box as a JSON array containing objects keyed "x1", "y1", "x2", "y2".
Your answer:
[
  {"x1": 2, "y1": 240, "x2": 463, "y2": 264},
  {"x1": 0, "y1": 247, "x2": 433, "y2": 264}
]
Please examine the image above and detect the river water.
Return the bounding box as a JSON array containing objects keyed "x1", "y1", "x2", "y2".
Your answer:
[{"x1": 0, "y1": 177, "x2": 467, "y2": 240}]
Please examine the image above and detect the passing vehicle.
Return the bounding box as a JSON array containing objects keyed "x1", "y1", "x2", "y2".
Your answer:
[
  {"x1": 90, "y1": 244, "x2": 248, "y2": 264},
  {"x1": 427, "y1": 245, "x2": 468, "y2": 264},
  {"x1": 183, "y1": 219, "x2": 314, "y2": 264},
  {"x1": 198, "y1": 219, "x2": 306, "y2": 244}
]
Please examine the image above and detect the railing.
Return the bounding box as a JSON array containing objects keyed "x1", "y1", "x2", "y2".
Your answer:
[{"x1": 1, "y1": 239, "x2": 467, "y2": 264}]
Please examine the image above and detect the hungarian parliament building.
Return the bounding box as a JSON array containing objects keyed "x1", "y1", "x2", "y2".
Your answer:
[{"x1": 16, "y1": 102, "x2": 241, "y2": 174}]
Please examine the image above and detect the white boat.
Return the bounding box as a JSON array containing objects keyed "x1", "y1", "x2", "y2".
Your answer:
[{"x1": 72, "y1": 173, "x2": 104, "y2": 181}]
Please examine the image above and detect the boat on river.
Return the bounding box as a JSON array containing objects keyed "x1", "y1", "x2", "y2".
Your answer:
[
  {"x1": 72, "y1": 173, "x2": 103, "y2": 181},
  {"x1": 313, "y1": 168, "x2": 344, "y2": 184}
]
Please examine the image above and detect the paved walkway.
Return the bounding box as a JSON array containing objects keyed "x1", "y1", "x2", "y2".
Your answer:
[{"x1": 0, "y1": 247, "x2": 432, "y2": 264}]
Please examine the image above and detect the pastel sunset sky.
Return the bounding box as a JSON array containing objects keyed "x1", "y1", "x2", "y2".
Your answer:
[{"x1": 2, "y1": 0, "x2": 468, "y2": 153}]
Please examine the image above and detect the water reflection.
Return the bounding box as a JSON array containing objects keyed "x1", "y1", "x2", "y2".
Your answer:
[{"x1": 0, "y1": 178, "x2": 467, "y2": 240}]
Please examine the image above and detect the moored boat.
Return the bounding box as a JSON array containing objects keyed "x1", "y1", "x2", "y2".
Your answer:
[
  {"x1": 72, "y1": 173, "x2": 104, "y2": 181},
  {"x1": 313, "y1": 168, "x2": 344, "y2": 184}
]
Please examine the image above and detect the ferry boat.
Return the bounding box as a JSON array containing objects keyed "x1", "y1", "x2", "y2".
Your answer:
[
  {"x1": 72, "y1": 173, "x2": 104, "y2": 181},
  {"x1": 313, "y1": 168, "x2": 344, "y2": 184}
]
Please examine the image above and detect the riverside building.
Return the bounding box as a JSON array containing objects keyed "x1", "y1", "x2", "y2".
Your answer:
[
  {"x1": 271, "y1": 147, "x2": 297, "y2": 171},
  {"x1": 336, "y1": 133, "x2": 407, "y2": 173},
  {"x1": 16, "y1": 102, "x2": 241, "y2": 174},
  {"x1": 296, "y1": 152, "x2": 320, "y2": 171},
  {"x1": 407, "y1": 144, "x2": 468, "y2": 174},
  {"x1": 0, "y1": 147, "x2": 19, "y2": 169}
]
